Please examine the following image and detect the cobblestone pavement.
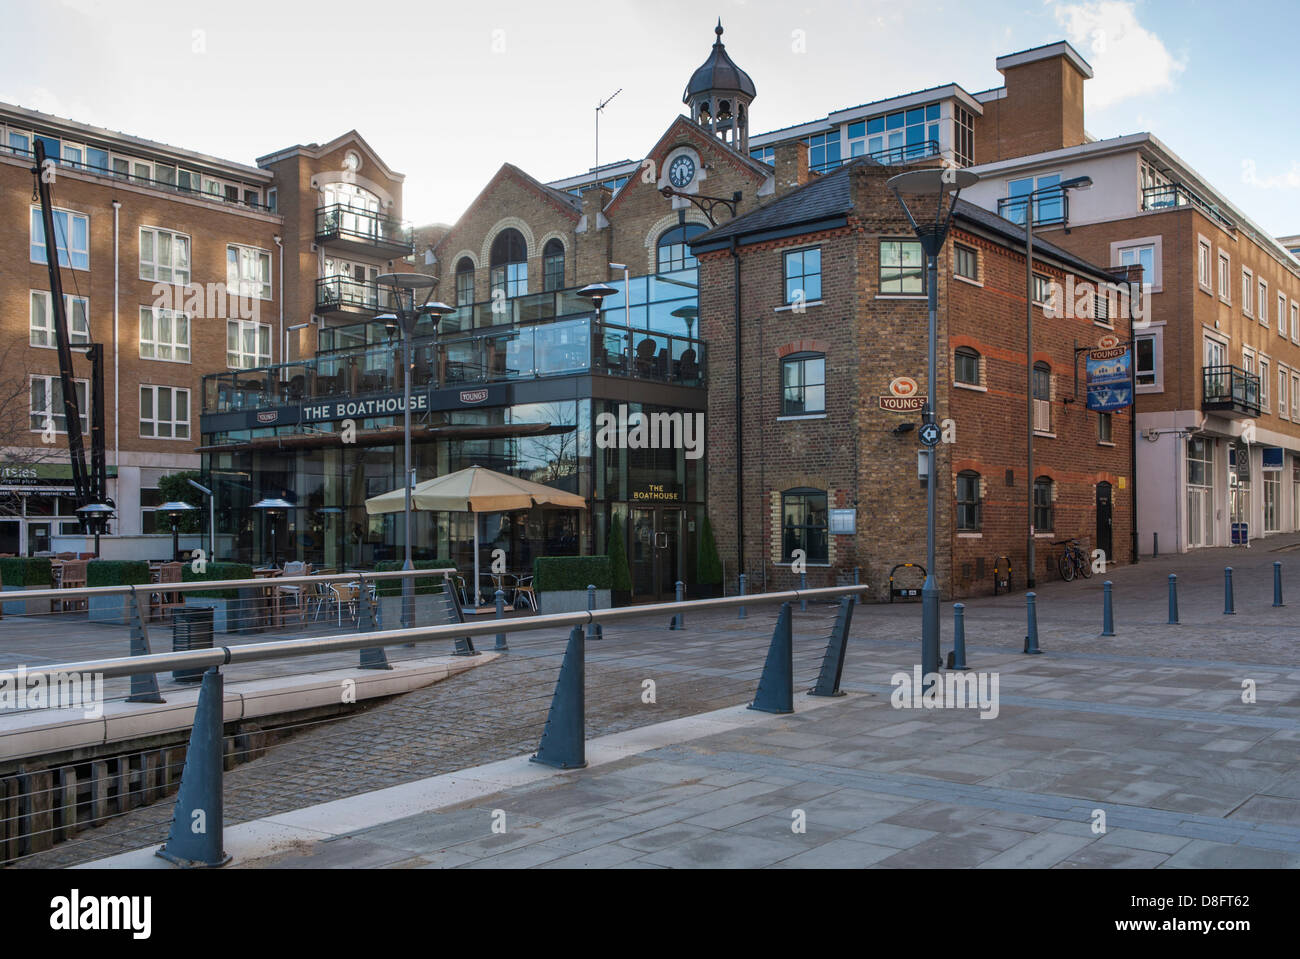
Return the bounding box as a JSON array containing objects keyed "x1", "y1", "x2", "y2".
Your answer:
[{"x1": 13, "y1": 534, "x2": 1300, "y2": 868}]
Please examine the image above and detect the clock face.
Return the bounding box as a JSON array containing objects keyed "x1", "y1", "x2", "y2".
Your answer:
[{"x1": 669, "y1": 155, "x2": 696, "y2": 188}]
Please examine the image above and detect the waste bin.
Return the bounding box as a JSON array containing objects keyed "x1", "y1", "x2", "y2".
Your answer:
[{"x1": 172, "y1": 606, "x2": 215, "y2": 683}]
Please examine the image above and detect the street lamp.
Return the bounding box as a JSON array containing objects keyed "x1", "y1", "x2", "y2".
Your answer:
[
  {"x1": 1020, "y1": 175, "x2": 1092, "y2": 588},
  {"x1": 888, "y1": 167, "x2": 979, "y2": 688},
  {"x1": 75, "y1": 502, "x2": 114, "y2": 558},
  {"x1": 376, "y1": 272, "x2": 453, "y2": 629},
  {"x1": 609, "y1": 262, "x2": 630, "y2": 329},
  {"x1": 159, "y1": 501, "x2": 197, "y2": 562},
  {"x1": 251, "y1": 498, "x2": 292, "y2": 567}
]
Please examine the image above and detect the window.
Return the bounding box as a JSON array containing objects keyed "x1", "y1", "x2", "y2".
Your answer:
[
  {"x1": 30, "y1": 207, "x2": 89, "y2": 270},
  {"x1": 30, "y1": 291, "x2": 89, "y2": 348},
  {"x1": 140, "y1": 306, "x2": 191, "y2": 362},
  {"x1": 954, "y1": 347, "x2": 980, "y2": 386},
  {"x1": 490, "y1": 229, "x2": 528, "y2": 298},
  {"x1": 956, "y1": 472, "x2": 981, "y2": 531},
  {"x1": 656, "y1": 223, "x2": 705, "y2": 273},
  {"x1": 1291, "y1": 371, "x2": 1299, "y2": 420},
  {"x1": 879, "y1": 240, "x2": 924, "y2": 295},
  {"x1": 750, "y1": 145, "x2": 775, "y2": 164},
  {"x1": 954, "y1": 106, "x2": 975, "y2": 166},
  {"x1": 1098, "y1": 412, "x2": 1113, "y2": 444},
  {"x1": 1242, "y1": 268, "x2": 1254, "y2": 315},
  {"x1": 1292, "y1": 302, "x2": 1299, "y2": 342},
  {"x1": 1136, "y1": 333, "x2": 1159, "y2": 389},
  {"x1": 954, "y1": 245, "x2": 978, "y2": 281},
  {"x1": 455, "y1": 257, "x2": 475, "y2": 306},
  {"x1": 1094, "y1": 289, "x2": 1111, "y2": 326},
  {"x1": 1188, "y1": 437, "x2": 1213, "y2": 487},
  {"x1": 1032, "y1": 362, "x2": 1052, "y2": 432},
  {"x1": 1218, "y1": 251, "x2": 1231, "y2": 302},
  {"x1": 8, "y1": 130, "x2": 30, "y2": 153},
  {"x1": 781, "y1": 489, "x2": 828, "y2": 564},
  {"x1": 859, "y1": 103, "x2": 940, "y2": 160},
  {"x1": 29, "y1": 376, "x2": 89, "y2": 434},
  {"x1": 1258, "y1": 278, "x2": 1268, "y2": 326},
  {"x1": 802, "y1": 132, "x2": 841, "y2": 173},
  {"x1": 140, "y1": 488, "x2": 165, "y2": 534},
  {"x1": 227, "y1": 320, "x2": 271, "y2": 369},
  {"x1": 1198, "y1": 239, "x2": 1212, "y2": 291},
  {"x1": 1007, "y1": 173, "x2": 1062, "y2": 226},
  {"x1": 1033, "y1": 477, "x2": 1054, "y2": 533},
  {"x1": 1032, "y1": 273, "x2": 1052, "y2": 305},
  {"x1": 1280, "y1": 368, "x2": 1289, "y2": 421},
  {"x1": 226, "y1": 244, "x2": 272, "y2": 300},
  {"x1": 781, "y1": 353, "x2": 826, "y2": 415},
  {"x1": 140, "y1": 227, "x2": 191, "y2": 285},
  {"x1": 1280, "y1": 293, "x2": 1288, "y2": 338},
  {"x1": 86, "y1": 147, "x2": 109, "y2": 172},
  {"x1": 265, "y1": 188, "x2": 277, "y2": 213},
  {"x1": 1117, "y1": 243, "x2": 1156, "y2": 289},
  {"x1": 542, "y1": 238, "x2": 565, "y2": 292},
  {"x1": 1260, "y1": 357, "x2": 1270, "y2": 411},
  {"x1": 783, "y1": 247, "x2": 822, "y2": 303},
  {"x1": 139, "y1": 386, "x2": 190, "y2": 440}
]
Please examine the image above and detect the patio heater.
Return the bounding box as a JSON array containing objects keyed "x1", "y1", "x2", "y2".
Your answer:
[
  {"x1": 251, "y1": 498, "x2": 292, "y2": 567},
  {"x1": 75, "y1": 502, "x2": 115, "y2": 558},
  {"x1": 159, "y1": 501, "x2": 197, "y2": 562}
]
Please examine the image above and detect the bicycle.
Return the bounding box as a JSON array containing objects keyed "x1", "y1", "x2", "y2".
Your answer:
[{"x1": 1053, "y1": 538, "x2": 1093, "y2": 581}]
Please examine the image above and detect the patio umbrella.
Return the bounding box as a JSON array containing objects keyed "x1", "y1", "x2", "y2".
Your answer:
[{"x1": 364, "y1": 465, "x2": 587, "y2": 607}]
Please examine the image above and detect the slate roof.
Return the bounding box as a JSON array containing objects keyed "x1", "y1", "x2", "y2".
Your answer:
[{"x1": 683, "y1": 21, "x2": 757, "y2": 101}]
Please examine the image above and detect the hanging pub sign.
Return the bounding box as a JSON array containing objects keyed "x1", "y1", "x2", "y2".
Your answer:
[{"x1": 1086, "y1": 344, "x2": 1133, "y2": 412}]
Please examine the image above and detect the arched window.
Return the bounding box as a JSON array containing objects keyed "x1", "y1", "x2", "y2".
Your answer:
[
  {"x1": 956, "y1": 471, "x2": 981, "y2": 531},
  {"x1": 1033, "y1": 476, "x2": 1054, "y2": 533},
  {"x1": 490, "y1": 228, "x2": 528, "y2": 299},
  {"x1": 955, "y1": 347, "x2": 981, "y2": 386},
  {"x1": 657, "y1": 223, "x2": 706, "y2": 273},
  {"x1": 781, "y1": 352, "x2": 826, "y2": 415},
  {"x1": 455, "y1": 257, "x2": 475, "y2": 307},
  {"x1": 542, "y1": 238, "x2": 565, "y2": 292},
  {"x1": 781, "y1": 488, "x2": 828, "y2": 565}
]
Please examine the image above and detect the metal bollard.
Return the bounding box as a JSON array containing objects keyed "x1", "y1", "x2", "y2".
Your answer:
[
  {"x1": 800, "y1": 571, "x2": 807, "y2": 611},
  {"x1": 1168, "y1": 574, "x2": 1179, "y2": 625},
  {"x1": 1153, "y1": 531, "x2": 1158, "y2": 559},
  {"x1": 1274, "y1": 562, "x2": 1285, "y2": 608},
  {"x1": 948, "y1": 603, "x2": 970, "y2": 671},
  {"x1": 1224, "y1": 567, "x2": 1235, "y2": 615},
  {"x1": 494, "y1": 588, "x2": 508, "y2": 651},
  {"x1": 1101, "y1": 581, "x2": 1115, "y2": 637},
  {"x1": 738, "y1": 573, "x2": 747, "y2": 620},
  {"x1": 853, "y1": 567, "x2": 862, "y2": 605},
  {"x1": 1024, "y1": 591, "x2": 1042, "y2": 654},
  {"x1": 586, "y1": 584, "x2": 602, "y2": 641},
  {"x1": 670, "y1": 580, "x2": 685, "y2": 630}
]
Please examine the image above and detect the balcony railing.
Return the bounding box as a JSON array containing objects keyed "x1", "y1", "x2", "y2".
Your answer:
[
  {"x1": 202, "y1": 315, "x2": 706, "y2": 416},
  {"x1": 997, "y1": 189, "x2": 1070, "y2": 228},
  {"x1": 808, "y1": 139, "x2": 942, "y2": 175},
  {"x1": 315, "y1": 275, "x2": 389, "y2": 315},
  {"x1": 314, "y1": 203, "x2": 412, "y2": 256},
  {"x1": 1142, "y1": 183, "x2": 1237, "y2": 232},
  {"x1": 1203, "y1": 365, "x2": 1260, "y2": 418}
]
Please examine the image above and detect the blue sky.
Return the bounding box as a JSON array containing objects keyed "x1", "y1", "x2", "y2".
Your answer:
[{"x1": 1, "y1": 0, "x2": 1295, "y2": 233}]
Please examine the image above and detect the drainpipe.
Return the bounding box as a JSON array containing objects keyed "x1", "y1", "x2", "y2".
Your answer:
[
  {"x1": 274, "y1": 236, "x2": 284, "y2": 371},
  {"x1": 730, "y1": 235, "x2": 744, "y2": 580},
  {"x1": 112, "y1": 201, "x2": 121, "y2": 479}
]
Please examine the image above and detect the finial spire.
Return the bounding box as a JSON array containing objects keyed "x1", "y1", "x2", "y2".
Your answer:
[{"x1": 716, "y1": 18, "x2": 724, "y2": 40}]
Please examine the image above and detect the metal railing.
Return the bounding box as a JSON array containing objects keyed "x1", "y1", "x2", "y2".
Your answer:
[
  {"x1": 313, "y1": 203, "x2": 411, "y2": 254},
  {"x1": 1203, "y1": 364, "x2": 1261, "y2": 415},
  {"x1": 314, "y1": 275, "x2": 391, "y2": 314},
  {"x1": 1142, "y1": 183, "x2": 1237, "y2": 232},
  {"x1": 997, "y1": 189, "x2": 1070, "y2": 228}
]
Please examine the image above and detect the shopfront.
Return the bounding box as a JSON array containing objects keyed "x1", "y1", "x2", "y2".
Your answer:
[{"x1": 0, "y1": 463, "x2": 119, "y2": 556}]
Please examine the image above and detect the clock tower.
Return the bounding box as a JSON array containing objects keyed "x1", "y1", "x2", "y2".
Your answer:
[{"x1": 683, "y1": 20, "x2": 756, "y2": 155}]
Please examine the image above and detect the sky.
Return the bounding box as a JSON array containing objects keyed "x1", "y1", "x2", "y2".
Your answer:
[{"x1": 1, "y1": 0, "x2": 1296, "y2": 234}]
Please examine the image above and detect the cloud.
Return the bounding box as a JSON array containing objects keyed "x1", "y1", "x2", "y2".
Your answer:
[
  {"x1": 1242, "y1": 158, "x2": 1300, "y2": 192},
  {"x1": 1053, "y1": 1, "x2": 1185, "y2": 108}
]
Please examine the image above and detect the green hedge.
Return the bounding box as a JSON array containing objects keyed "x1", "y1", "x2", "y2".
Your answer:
[
  {"x1": 607, "y1": 524, "x2": 632, "y2": 593},
  {"x1": 373, "y1": 560, "x2": 454, "y2": 597},
  {"x1": 697, "y1": 515, "x2": 722, "y2": 585},
  {"x1": 0, "y1": 557, "x2": 53, "y2": 588},
  {"x1": 533, "y1": 555, "x2": 612, "y2": 592},
  {"x1": 182, "y1": 562, "x2": 256, "y2": 600},
  {"x1": 87, "y1": 560, "x2": 151, "y2": 587}
]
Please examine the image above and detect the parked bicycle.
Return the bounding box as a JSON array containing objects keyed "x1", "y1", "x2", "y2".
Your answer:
[{"x1": 1053, "y1": 538, "x2": 1093, "y2": 582}]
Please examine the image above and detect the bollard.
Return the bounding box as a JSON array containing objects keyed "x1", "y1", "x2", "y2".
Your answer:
[
  {"x1": 947, "y1": 603, "x2": 970, "y2": 671},
  {"x1": 1168, "y1": 574, "x2": 1179, "y2": 625},
  {"x1": 126, "y1": 586, "x2": 164, "y2": 704},
  {"x1": 1024, "y1": 592, "x2": 1043, "y2": 654},
  {"x1": 531, "y1": 626, "x2": 587, "y2": 769},
  {"x1": 1153, "y1": 531, "x2": 1158, "y2": 559},
  {"x1": 1101, "y1": 581, "x2": 1115, "y2": 637},
  {"x1": 586, "y1": 584, "x2": 602, "y2": 641},
  {"x1": 810, "y1": 597, "x2": 855, "y2": 697},
  {"x1": 669, "y1": 581, "x2": 686, "y2": 630},
  {"x1": 750, "y1": 603, "x2": 794, "y2": 714},
  {"x1": 738, "y1": 573, "x2": 747, "y2": 620},
  {"x1": 494, "y1": 588, "x2": 508, "y2": 651},
  {"x1": 156, "y1": 667, "x2": 230, "y2": 867},
  {"x1": 853, "y1": 567, "x2": 862, "y2": 605},
  {"x1": 1273, "y1": 562, "x2": 1285, "y2": 608},
  {"x1": 1224, "y1": 567, "x2": 1235, "y2": 615},
  {"x1": 800, "y1": 571, "x2": 808, "y2": 611}
]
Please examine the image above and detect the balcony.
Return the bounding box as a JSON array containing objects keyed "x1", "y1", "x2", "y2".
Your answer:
[
  {"x1": 315, "y1": 275, "x2": 389, "y2": 318},
  {"x1": 314, "y1": 204, "x2": 413, "y2": 258},
  {"x1": 1203, "y1": 365, "x2": 1260, "y2": 418},
  {"x1": 1142, "y1": 183, "x2": 1236, "y2": 233},
  {"x1": 997, "y1": 189, "x2": 1070, "y2": 228}
]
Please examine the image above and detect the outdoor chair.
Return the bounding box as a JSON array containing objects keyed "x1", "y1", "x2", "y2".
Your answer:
[
  {"x1": 275, "y1": 561, "x2": 309, "y2": 624},
  {"x1": 149, "y1": 562, "x2": 185, "y2": 622}
]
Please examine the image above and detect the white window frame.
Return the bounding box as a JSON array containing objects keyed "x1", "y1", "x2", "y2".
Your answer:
[
  {"x1": 139, "y1": 305, "x2": 192, "y2": 363},
  {"x1": 139, "y1": 385, "x2": 191, "y2": 440},
  {"x1": 227, "y1": 319, "x2": 272, "y2": 370},
  {"x1": 30, "y1": 291, "x2": 90, "y2": 348},
  {"x1": 1258, "y1": 278, "x2": 1269, "y2": 327},
  {"x1": 1292, "y1": 300, "x2": 1299, "y2": 342},
  {"x1": 1260, "y1": 355, "x2": 1271, "y2": 411},
  {"x1": 29, "y1": 375, "x2": 89, "y2": 435},
  {"x1": 1242, "y1": 267, "x2": 1253, "y2": 317},
  {"x1": 226, "y1": 244, "x2": 272, "y2": 301},
  {"x1": 1218, "y1": 250, "x2": 1231, "y2": 304},
  {"x1": 1135, "y1": 325, "x2": 1164, "y2": 393},
  {"x1": 1279, "y1": 366, "x2": 1289, "y2": 421},
  {"x1": 30, "y1": 206, "x2": 89, "y2": 271},
  {"x1": 1110, "y1": 236, "x2": 1163, "y2": 293},
  {"x1": 1197, "y1": 236, "x2": 1213, "y2": 293},
  {"x1": 1279, "y1": 292, "x2": 1288, "y2": 338},
  {"x1": 1291, "y1": 371, "x2": 1299, "y2": 420},
  {"x1": 139, "y1": 226, "x2": 192, "y2": 285}
]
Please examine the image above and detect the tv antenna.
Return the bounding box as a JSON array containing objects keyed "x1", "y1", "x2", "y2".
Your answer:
[{"x1": 595, "y1": 88, "x2": 622, "y2": 173}]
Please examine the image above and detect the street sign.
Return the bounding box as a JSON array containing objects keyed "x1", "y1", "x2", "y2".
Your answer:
[{"x1": 919, "y1": 422, "x2": 940, "y2": 447}]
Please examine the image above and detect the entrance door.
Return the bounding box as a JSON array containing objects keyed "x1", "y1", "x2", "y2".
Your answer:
[
  {"x1": 629, "y1": 507, "x2": 682, "y2": 601},
  {"x1": 1096, "y1": 482, "x2": 1113, "y2": 561}
]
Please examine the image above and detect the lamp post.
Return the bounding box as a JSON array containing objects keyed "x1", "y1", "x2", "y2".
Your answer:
[
  {"x1": 251, "y1": 498, "x2": 292, "y2": 567},
  {"x1": 159, "y1": 501, "x2": 197, "y2": 562},
  {"x1": 1020, "y1": 175, "x2": 1092, "y2": 587},
  {"x1": 888, "y1": 167, "x2": 979, "y2": 688},
  {"x1": 376, "y1": 272, "x2": 453, "y2": 628},
  {"x1": 187, "y1": 478, "x2": 215, "y2": 562},
  {"x1": 609, "y1": 262, "x2": 630, "y2": 329},
  {"x1": 75, "y1": 502, "x2": 114, "y2": 558}
]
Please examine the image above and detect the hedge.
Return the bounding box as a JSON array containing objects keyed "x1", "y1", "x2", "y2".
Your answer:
[
  {"x1": 373, "y1": 559, "x2": 455, "y2": 597},
  {"x1": 697, "y1": 515, "x2": 723, "y2": 585},
  {"x1": 607, "y1": 524, "x2": 632, "y2": 593},
  {"x1": 86, "y1": 560, "x2": 151, "y2": 588},
  {"x1": 182, "y1": 562, "x2": 256, "y2": 600},
  {"x1": 533, "y1": 555, "x2": 612, "y2": 592},
  {"x1": 0, "y1": 557, "x2": 53, "y2": 588}
]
